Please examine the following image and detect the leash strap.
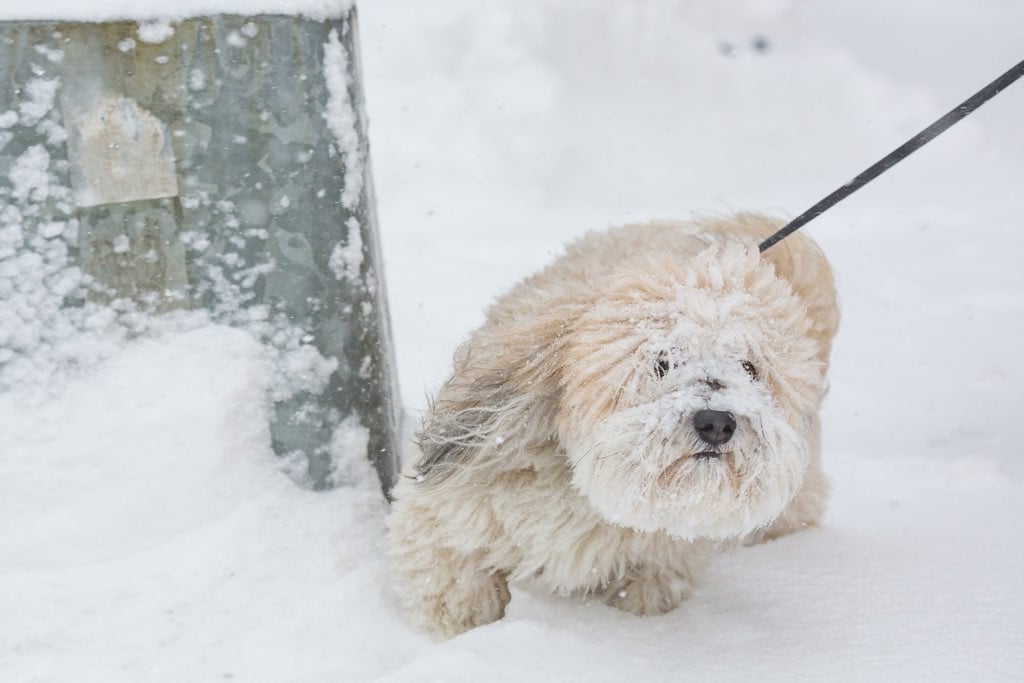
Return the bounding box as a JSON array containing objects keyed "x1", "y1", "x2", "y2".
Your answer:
[{"x1": 760, "y1": 57, "x2": 1024, "y2": 253}]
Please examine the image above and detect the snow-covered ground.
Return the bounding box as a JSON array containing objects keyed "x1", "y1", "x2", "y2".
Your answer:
[{"x1": 3, "y1": 1, "x2": 1024, "y2": 680}]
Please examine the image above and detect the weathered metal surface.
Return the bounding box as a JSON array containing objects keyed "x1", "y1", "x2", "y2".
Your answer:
[{"x1": 0, "y1": 12, "x2": 401, "y2": 494}]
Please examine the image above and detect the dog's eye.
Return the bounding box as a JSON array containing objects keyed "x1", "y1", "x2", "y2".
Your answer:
[
  {"x1": 741, "y1": 360, "x2": 758, "y2": 380},
  {"x1": 655, "y1": 355, "x2": 671, "y2": 379}
]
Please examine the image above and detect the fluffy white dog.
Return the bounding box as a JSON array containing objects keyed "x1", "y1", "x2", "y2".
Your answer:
[{"x1": 388, "y1": 213, "x2": 839, "y2": 637}]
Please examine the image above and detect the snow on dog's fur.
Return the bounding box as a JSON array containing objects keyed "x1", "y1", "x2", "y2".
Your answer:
[{"x1": 388, "y1": 213, "x2": 839, "y2": 637}]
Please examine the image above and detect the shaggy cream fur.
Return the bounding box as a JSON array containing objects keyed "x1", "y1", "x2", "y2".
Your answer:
[{"x1": 388, "y1": 213, "x2": 839, "y2": 637}]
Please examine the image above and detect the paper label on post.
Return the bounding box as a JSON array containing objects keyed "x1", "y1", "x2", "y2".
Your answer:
[{"x1": 66, "y1": 95, "x2": 178, "y2": 207}]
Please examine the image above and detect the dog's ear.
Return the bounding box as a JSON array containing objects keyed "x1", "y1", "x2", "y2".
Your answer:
[{"x1": 413, "y1": 307, "x2": 576, "y2": 487}]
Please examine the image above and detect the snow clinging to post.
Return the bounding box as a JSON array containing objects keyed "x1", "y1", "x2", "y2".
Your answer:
[
  {"x1": 323, "y1": 27, "x2": 364, "y2": 212},
  {"x1": 136, "y1": 20, "x2": 175, "y2": 44},
  {"x1": 0, "y1": 0, "x2": 353, "y2": 22},
  {"x1": 329, "y1": 217, "x2": 364, "y2": 282}
]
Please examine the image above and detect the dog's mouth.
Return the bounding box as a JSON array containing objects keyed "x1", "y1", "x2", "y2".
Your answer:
[
  {"x1": 658, "y1": 450, "x2": 732, "y2": 487},
  {"x1": 693, "y1": 451, "x2": 722, "y2": 460}
]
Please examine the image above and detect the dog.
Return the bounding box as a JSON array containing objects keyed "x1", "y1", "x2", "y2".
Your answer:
[{"x1": 387, "y1": 213, "x2": 839, "y2": 637}]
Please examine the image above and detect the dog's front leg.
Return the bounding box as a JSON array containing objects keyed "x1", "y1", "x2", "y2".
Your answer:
[
  {"x1": 398, "y1": 544, "x2": 510, "y2": 637},
  {"x1": 389, "y1": 498, "x2": 510, "y2": 637}
]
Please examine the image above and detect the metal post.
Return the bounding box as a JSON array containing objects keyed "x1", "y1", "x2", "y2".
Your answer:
[{"x1": 0, "y1": 11, "x2": 401, "y2": 495}]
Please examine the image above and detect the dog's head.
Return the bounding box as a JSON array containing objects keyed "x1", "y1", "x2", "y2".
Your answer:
[{"x1": 558, "y1": 244, "x2": 825, "y2": 540}]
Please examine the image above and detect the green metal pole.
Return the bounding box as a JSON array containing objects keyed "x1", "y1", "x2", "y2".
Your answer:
[{"x1": 0, "y1": 11, "x2": 402, "y2": 495}]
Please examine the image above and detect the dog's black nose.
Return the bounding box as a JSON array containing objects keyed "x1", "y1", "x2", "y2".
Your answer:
[{"x1": 693, "y1": 410, "x2": 736, "y2": 446}]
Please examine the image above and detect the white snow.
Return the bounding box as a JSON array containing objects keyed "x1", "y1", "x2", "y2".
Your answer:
[
  {"x1": 225, "y1": 29, "x2": 247, "y2": 48},
  {"x1": 2, "y1": 1, "x2": 1023, "y2": 681},
  {"x1": 327, "y1": 413, "x2": 373, "y2": 488},
  {"x1": 17, "y1": 78, "x2": 59, "y2": 127},
  {"x1": 187, "y1": 68, "x2": 207, "y2": 91},
  {"x1": 0, "y1": 327, "x2": 392, "y2": 682},
  {"x1": 135, "y1": 20, "x2": 175, "y2": 44},
  {"x1": 323, "y1": 26, "x2": 365, "y2": 212},
  {"x1": 9, "y1": 145, "x2": 52, "y2": 202},
  {"x1": 329, "y1": 217, "x2": 364, "y2": 282}
]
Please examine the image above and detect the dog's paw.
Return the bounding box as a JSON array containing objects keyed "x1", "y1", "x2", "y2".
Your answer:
[
  {"x1": 600, "y1": 567, "x2": 693, "y2": 617},
  {"x1": 391, "y1": 530, "x2": 511, "y2": 637},
  {"x1": 405, "y1": 566, "x2": 511, "y2": 637}
]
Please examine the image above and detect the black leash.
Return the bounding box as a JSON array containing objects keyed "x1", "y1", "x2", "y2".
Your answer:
[{"x1": 759, "y1": 57, "x2": 1024, "y2": 253}]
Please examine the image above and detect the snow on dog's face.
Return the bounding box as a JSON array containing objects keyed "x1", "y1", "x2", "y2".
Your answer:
[{"x1": 558, "y1": 244, "x2": 824, "y2": 541}]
